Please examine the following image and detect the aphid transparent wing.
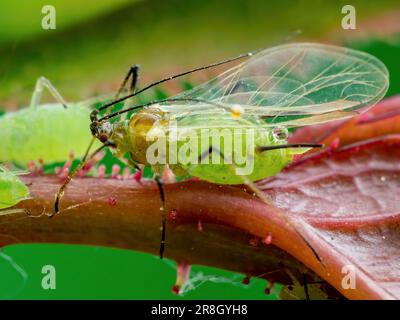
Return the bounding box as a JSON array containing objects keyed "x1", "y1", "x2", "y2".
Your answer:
[{"x1": 168, "y1": 43, "x2": 389, "y2": 127}]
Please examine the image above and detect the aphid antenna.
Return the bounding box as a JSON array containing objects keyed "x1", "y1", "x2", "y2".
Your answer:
[
  {"x1": 53, "y1": 137, "x2": 107, "y2": 215},
  {"x1": 302, "y1": 273, "x2": 310, "y2": 300},
  {"x1": 97, "y1": 97, "x2": 229, "y2": 122},
  {"x1": 106, "y1": 30, "x2": 301, "y2": 118},
  {"x1": 114, "y1": 64, "x2": 140, "y2": 100},
  {"x1": 95, "y1": 49, "x2": 260, "y2": 115}
]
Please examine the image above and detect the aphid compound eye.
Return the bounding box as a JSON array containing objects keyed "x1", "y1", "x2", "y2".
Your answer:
[
  {"x1": 92, "y1": 122, "x2": 113, "y2": 143},
  {"x1": 99, "y1": 135, "x2": 108, "y2": 143}
]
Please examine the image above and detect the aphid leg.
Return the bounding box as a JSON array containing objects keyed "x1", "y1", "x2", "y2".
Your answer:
[
  {"x1": 200, "y1": 144, "x2": 324, "y2": 265},
  {"x1": 117, "y1": 156, "x2": 144, "y2": 183},
  {"x1": 256, "y1": 143, "x2": 324, "y2": 152},
  {"x1": 125, "y1": 156, "x2": 142, "y2": 172},
  {"x1": 255, "y1": 143, "x2": 325, "y2": 264},
  {"x1": 30, "y1": 76, "x2": 68, "y2": 109},
  {"x1": 302, "y1": 273, "x2": 310, "y2": 300},
  {"x1": 155, "y1": 175, "x2": 167, "y2": 259},
  {"x1": 199, "y1": 146, "x2": 229, "y2": 163},
  {"x1": 89, "y1": 65, "x2": 139, "y2": 121},
  {"x1": 245, "y1": 178, "x2": 323, "y2": 264},
  {"x1": 115, "y1": 65, "x2": 140, "y2": 99},
  {"x1": 53, "y1": 138, "x2": 106, "y2": 216},
  {"x1": 0, "y1": 208, "x2": 29, "y2": 216},
  {"x1": 92, "y1": 65, "x2": 141, "y2": 118},
  {"x1": 99, "y1": 97, "x2": 229, "y2": 122},
  {"x1": 114, "y1": 153, "x2": 142, "y2": 173}
]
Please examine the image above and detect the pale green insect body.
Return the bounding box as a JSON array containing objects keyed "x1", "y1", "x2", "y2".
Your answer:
[
  {"x1": 127, "y1": 42, "x2": 389, "y2": 185},
  {"x1": 0, "y1": 166, "x2": 29, "y2": 209},
  {"x1": 168, "y1": 113, "x2": 295, "y2": 184},
  {"x1": 0, "y1": 102, "x2": 97, "y2": 165},
  {"x1": 122, "y1": 106, "x2": 298, "y2": 184},
  {"x1": 89, "y1": 43, "x2": 389, "y2": 186}
]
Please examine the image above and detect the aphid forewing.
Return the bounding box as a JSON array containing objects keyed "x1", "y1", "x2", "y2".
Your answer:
[{"x1": 167, "y1": 43, "x2": 388, "y2": 127}]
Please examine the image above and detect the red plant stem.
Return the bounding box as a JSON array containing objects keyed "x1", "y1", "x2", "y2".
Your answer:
[
  {"x1": 2, "y1": 174, "x2": 391, "y2": 299},
  {"x1": 0, "y1": 175, "x2": 323, "y2": 289},
  {"x1": 6, "y1": 173, "x2": 390, "y2": 299}
]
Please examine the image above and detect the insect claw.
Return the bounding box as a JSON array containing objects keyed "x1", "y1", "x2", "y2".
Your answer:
[{"x1": 52, "y1": 200, "x2": 60, "y2": 217}]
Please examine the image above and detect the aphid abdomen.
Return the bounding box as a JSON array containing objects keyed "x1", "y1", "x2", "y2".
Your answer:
[
  {"x1": 187, "y1": 145, "x2": 291, "y2": 184},
  {"x1": 0, "y1": 103, "x2": 97, "y2": 165},
  {"x1": 172, "y1": 113, "x2": 293, "y2": 184}
]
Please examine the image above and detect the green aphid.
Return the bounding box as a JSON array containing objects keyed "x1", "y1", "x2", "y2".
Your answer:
[
  {"x1": 54, "y1": 43, "x2": 389, "y2": 259},
  {"x1": 0, "y1": 103, "x2": 98, "y2": 165},
  {"x1": 166, "y1": 112, "x2": 296, "y2": 184},
  {"x1": 0, "y1": 77, "x2": 102, "y2": 166},
  {"x1": 90, "y1": 43, "x2": 388, "y2": 185}
]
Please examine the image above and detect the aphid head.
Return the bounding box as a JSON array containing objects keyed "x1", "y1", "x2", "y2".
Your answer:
[{"x1": 90, "y1": 121, "x2": 113, "y2": 143}]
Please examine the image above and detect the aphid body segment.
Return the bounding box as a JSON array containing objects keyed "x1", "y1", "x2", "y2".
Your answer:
[{"x1": 101, "y1": 106, "x2": 294, "y2": 184}]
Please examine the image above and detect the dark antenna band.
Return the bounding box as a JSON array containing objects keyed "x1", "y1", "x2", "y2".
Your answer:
[{"x1": 98, "y1": 97, "x2": 229, "y2": 122}]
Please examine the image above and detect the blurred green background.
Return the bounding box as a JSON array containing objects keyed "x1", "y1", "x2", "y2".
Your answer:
[{"x1": 0, "y1": 0, "x2": 400, "y2": 299}]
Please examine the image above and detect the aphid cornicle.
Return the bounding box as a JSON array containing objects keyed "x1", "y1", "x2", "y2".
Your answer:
[{"x1": 57, "y1": 42, "x2": 389, "y2": 259}]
